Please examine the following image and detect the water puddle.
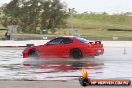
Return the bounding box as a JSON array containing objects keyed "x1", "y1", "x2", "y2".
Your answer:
[{"x1": 0, "y1": 47, "x2": 132, "y2": 81}]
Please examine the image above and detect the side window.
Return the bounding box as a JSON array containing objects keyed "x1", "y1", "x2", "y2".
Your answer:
[
  {"x1": 49, "y1": 38, "x2": 63, "y2": 44},
  {"x1": 61, "y1": 38, "x2": 73, "y2": 44},
  {"x1": 74, "y1": 37, "x2": 89, "y2": 43}
]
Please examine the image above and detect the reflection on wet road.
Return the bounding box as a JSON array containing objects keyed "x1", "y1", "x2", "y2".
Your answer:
[{"x1": 0, "y1": 47, "x2": 132, "y2": 81}]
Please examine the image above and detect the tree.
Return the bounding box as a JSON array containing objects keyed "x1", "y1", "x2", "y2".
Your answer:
[
  {"x1": 3, "y1": 0, "x2": 42, "y2": 33},
  {"x1": 4, "y1": 0, "x2": 20, "y2": 18},
  {"x1": 19, "y1": 0, "x2": 42, "y2": 33},
  {"x1": 40, "y1": 0, "x2": 68, "y2": 33},
  {"x1": 3, "y1": 0, "x2": 68, "y2": 34}
]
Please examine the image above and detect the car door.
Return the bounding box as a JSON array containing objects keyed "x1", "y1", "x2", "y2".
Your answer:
[
  {"x1": 58, "y1": 38, "x2": 73, "y2": 57},
  {"x1": 41, "y1": 38, "x2": 64, "y2": 57}
]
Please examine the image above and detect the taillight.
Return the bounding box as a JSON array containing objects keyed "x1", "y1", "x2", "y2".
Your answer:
[{"x1": 88, "y1": 43, "x2": 92, "y2": 48}]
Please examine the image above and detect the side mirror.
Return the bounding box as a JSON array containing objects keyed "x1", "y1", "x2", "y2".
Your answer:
[
  {"x1": 45, "y1": 41, "x2": 50, "y2": 45},
  {"x1": 46, "y1": 43, "x2": 54, "y2": 45}
]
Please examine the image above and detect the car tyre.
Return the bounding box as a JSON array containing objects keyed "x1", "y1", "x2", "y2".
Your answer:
[
  {"x1": 70, "y1": 49, "x2": 82, "y2": 59},
  {"x1": 28, "y1": 49, "x2": 39, "y2": 58}
]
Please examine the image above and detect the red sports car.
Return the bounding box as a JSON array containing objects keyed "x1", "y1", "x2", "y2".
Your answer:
[{"x1": 22, "y1": 36, "x2": 104, "y2": 59}]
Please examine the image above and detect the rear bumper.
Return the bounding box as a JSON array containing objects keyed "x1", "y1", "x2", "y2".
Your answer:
[
  {"x1": 83, "y1": 48, "x2": 95, "y2": 56},
  {"x1": 83, "y1": 48, "x2": 104, "y2": 57},
  {"x1": 95, "y1": 49, "x2": 104, "y2": 56}
]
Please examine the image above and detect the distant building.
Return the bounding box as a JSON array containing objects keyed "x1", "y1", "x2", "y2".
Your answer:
[
  {"x1": 0, "y1": 24, "x2": 8, "y2": 30},
  {"x1": 0, "y1": 24, "x2": 8, "y2": 37}
]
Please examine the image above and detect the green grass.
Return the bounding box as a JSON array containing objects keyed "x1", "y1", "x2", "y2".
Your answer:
[
  {"x1": 58, "y1": 28, "x2": 132, "y2": 40},
  {"x1": 67, "y1": 13, "x2": 132, "y2": 30},
  {"x1": 62, "y1": 13, "x2": 132, "y2": 40},
  {"x1": 58, "y1": 28, "x2": 132, "y2": 37}
]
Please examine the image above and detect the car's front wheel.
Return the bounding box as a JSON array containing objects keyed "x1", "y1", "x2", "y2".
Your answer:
[
  {"x1": 70, "y1": 49, "x2": 82, "y2": 59},
  {"x1": 28, "y1": 49, "x2": 38, "y2": 58}
]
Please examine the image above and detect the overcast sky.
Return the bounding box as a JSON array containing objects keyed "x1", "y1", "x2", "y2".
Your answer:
[{"x1": 1, "y1": 0, "x2": 132, "y2": 13}]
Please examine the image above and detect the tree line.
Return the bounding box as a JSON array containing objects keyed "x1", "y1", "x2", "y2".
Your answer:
[
  {"x1": 0, "y1": 0, "x2": 131, "y2": 34},
  {"x1": 0, "y1": 0, "x2": 68, "y2": 34}
]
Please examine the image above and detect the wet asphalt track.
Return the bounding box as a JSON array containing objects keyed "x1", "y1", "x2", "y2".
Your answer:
[{"x1": 0, "y1": 47, "x2": 132, "y2": 81}]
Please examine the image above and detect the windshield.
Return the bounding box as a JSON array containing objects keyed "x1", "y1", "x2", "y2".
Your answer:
[{"x1": 74, "y1": 37, "x2": 89, "y2": 43}]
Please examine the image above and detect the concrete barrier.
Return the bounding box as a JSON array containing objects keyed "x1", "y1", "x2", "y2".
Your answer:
[
  {"x1": 102, "y1": 41, "x2": 132, "y2": 47},
  {"x1": 0, "y1": 40, "x2": 49, "y2": 47}
]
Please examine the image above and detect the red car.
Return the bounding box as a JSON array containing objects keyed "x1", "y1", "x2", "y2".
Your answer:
[{"x1": 23, "y1": 36, "x2": 104, "y2": 59}]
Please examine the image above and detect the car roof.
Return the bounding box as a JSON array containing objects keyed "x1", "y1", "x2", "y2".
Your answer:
[
  {"x1": 62, "y1": 36, "x2": 75, "y2": 37},
  {"x1": 58, "y1": 36, "x2": 79, "y2": 38}
]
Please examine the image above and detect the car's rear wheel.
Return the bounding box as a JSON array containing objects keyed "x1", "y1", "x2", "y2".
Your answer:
[
  {"x1": 70, "y1": 49, "x2": 82, "y2": 59},
  {"x1": 28, "y1": 49, "x2": 38, "y2": 58}
]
